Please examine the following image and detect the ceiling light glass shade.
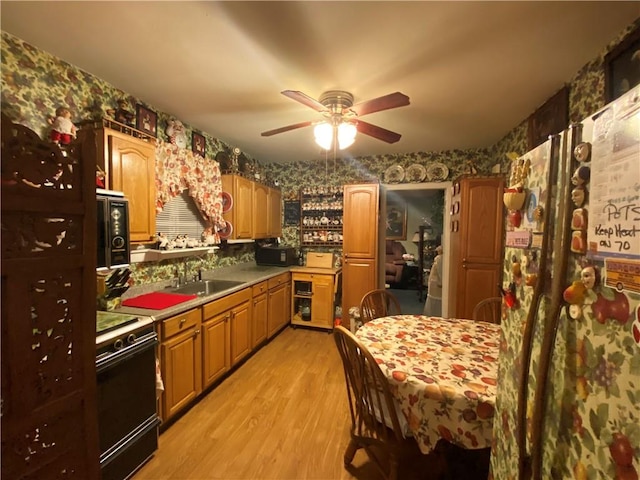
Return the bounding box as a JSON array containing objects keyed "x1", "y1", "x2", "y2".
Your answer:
[
  {"x1": 337, "y1": 122, "x2": 357, "y2": 149},
  {"x1": 314, "y1": 122, "x2": 333, "y2": 150}
]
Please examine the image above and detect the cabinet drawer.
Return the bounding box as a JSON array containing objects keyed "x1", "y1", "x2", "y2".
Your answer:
[
  {"x1": 162, "y1": 308, "x2": 201, "y2": 340},
  {"x1": 203, "y1": 288, "x2": 251, "y2": 319},
  {"x1": 268, "y1": 272, "x2": 290, "y2": 290},
  {"x1": 252, "y1": 281, "x2": 268, "y2": 296}
]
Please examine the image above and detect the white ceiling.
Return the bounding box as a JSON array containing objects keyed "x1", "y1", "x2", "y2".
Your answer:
[{"x1": 2, "y1": 2, "x2": 638, "y2": 164}]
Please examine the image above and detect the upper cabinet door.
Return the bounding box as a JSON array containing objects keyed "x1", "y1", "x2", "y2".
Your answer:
[
  {"x1": 252, "y1": 182, "x2": 269, "y2": 238},
  {"x1": 268, "y1": 187, "x2": 282, "y2": 238},
  {"x1": 342, "y1": 184, "x2": 379, "y2": 259},
  {"x1": 108, "y1": 135, "x2": 156, "y2": 243}
]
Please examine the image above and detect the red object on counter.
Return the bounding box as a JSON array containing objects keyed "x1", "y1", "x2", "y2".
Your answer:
[{"x1": 122, "y1": 292, "x2": 197, "y2": 310}]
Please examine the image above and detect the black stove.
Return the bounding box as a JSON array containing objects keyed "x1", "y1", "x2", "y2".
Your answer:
[{"x1": 95, "y1": 311, "x2": 159, "y2": 480}]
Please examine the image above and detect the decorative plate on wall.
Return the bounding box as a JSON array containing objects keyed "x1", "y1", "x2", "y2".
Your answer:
[
  {"x1": 427, "y1": 162, "x2": 450, "y2": 181},
  {"x1": 383, "y1": 164, "x2": 405, "y2": 183},
  {"x1": 218, "y1": 221, "x2": 233, "y2": 239},
  {"x1": 221, "y1": 192, "x2": 233, "y2": 213},
  {"x1": 406, "y1": 164, "x2": 427, "y2": 182}
]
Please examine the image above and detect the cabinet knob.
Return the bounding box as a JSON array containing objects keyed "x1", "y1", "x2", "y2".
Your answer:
[{"x1": 179, "y1": 318, "x2": 186, "y2": 325}]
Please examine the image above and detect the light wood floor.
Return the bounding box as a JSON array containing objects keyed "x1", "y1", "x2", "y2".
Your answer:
[{"x1": 134, "y1": 327, "x2": 482, "y2": 480}]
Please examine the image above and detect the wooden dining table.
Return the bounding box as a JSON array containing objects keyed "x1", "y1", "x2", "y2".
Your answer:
[{"x1": 355, "y1": 314, "x2": 500, "y2": 454}]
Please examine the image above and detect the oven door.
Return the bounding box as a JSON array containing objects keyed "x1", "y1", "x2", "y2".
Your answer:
[{"x1": 97, "y1": 329, "x2": 159, "y2": 480}]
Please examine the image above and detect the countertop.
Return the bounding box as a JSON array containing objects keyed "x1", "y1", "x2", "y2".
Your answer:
[{"x1": 111, "y1": 263, "x2": 294, "y2": 322}]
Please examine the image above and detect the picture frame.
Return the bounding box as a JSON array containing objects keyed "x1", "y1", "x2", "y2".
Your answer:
[
  {"x1": 385, "y1": 200, "x2": 407, "y2": 240},
  {"x1": 527, "y1": 86, "x2": 569, "y2": 150},
  {"x1": 135, "y1": 104, "x2": 157, "y2": 137},
  {"x1": 192, "y1": 131, "x2": 206, "y2": 157},
  {"x1": 604, "y1": 25, "x2": 640, "y2": 103}
]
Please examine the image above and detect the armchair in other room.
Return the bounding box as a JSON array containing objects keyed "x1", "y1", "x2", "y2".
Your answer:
[{"x1": 385, "y1": 240, "x2": 406, "y2": 285}]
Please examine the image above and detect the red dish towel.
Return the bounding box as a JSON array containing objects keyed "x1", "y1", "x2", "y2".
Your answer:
[{"x1": 122, "y1": 292, "x2": 197, "y2": 310}]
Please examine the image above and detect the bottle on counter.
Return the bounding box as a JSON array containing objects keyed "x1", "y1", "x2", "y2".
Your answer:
[{"x1": 298, "y1": 250, "x2": 305, "y2": 266}]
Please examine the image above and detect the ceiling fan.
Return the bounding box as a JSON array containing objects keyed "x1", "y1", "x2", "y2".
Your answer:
[{"x1": 261, "y1": 90, "x2": 410, "y2": 146}]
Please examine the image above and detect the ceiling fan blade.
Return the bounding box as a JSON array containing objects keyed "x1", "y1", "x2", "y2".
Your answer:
[
  {"x1": 356, "y1": 120, "x2": 402, "y2": 144},
  {"x1": 350, "y1": 92, "x2": 410, "y2": 117},
  {"x1": 281, "y1": 90, "x2": 327, "y2": 112},
  {"x1": 261, "y1": 120, "x2": 315, "y2": 137}
]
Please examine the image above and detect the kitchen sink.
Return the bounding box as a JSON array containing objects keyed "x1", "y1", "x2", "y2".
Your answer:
[{"x1": 167, "y1": 279, "x2": 245, "y2": 297}]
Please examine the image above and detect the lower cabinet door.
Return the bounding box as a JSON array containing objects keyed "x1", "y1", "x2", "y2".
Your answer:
[
  {"x1": 267, "y1": 284, "x2": 287, "y2": 338},
  {"x1": 252, "y1": 292, "x2": 268, "y2": 348},
  {"x1": 161, "y1": 328, "x2": 202, "y2": 420},
  {"x1": 230, "y1": 301, "x2": 251, "y2": 365},
  {"x1": 202, "y1": 313, "x2": 230, "y2": 389}
]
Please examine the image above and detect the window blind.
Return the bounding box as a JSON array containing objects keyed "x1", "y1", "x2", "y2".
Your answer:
[{"x1": 156, "y1": 191, "x2": 208, "y2": 240}]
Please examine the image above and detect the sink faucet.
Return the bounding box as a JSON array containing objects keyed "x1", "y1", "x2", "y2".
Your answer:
[{"x1": 174, "y1": 260, "x2": 190, "y2": 287}]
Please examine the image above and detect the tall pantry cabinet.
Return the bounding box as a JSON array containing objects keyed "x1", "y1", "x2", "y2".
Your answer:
[
  {"x1": 447, "y1": 176, "x2": 505, "y2": 320},
  {"x1": 341, "y1": 183, "x2": 380, "y2": 326}
]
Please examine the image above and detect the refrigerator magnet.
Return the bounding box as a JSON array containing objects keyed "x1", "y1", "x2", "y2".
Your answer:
[
  {"x1": 568, "y1": 304, "x2": 583, "y2": 320},
  {"x1": 573, "y1": 142, "x2": 591, "y2": 162},
  {"x1": 571, "y1": 208, "x2": 588, "y2": 231},
  {"x1": 571, "y1": 186, "x2": 587, "y2": 207},
  {"x1": 571, "y1": 231, "x2": 588, "y2": 254},
  {"x1": 571, "y1": 165, "x2": 591, "y2": 186}
]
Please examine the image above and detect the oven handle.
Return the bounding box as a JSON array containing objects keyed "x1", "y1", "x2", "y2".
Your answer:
[{"x1": 96, "y1": 331, "x2": 158, "y2": 374}]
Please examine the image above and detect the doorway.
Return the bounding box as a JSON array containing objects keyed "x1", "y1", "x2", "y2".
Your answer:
[{"x1": 380, "y1": 182, "x2": 452, "y2": 317}]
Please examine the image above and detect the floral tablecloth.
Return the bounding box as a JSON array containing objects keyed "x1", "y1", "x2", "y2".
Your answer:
[{"x1": 356, "y1": 315, "x2": 500, "y2": 454}]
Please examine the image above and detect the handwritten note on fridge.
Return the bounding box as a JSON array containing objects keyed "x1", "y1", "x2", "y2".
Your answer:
[{"x1": 587, "y1": 93, "x2": 640, "y2": 260}]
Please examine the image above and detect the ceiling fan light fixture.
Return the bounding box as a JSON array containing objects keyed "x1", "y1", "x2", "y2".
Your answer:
[
  {"x1": 314, "y1": 122, "x2": 333, "y2": 150},
  {"x1": 337, "y1": 122, "x2": 357, "y2": 149}
]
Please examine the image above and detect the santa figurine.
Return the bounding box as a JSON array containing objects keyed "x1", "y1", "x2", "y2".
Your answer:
[{"x1": 48, "y1": 106, "x2": 77, "y2": 145}]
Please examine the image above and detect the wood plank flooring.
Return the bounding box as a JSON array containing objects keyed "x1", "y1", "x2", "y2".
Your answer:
[{"x1": 134, "y1": 327, "x2": 487, "y2": 480}]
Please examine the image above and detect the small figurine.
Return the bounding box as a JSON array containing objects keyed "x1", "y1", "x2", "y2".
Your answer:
[
  {"x1": 173, "y1": 234, "x2": 186, "y2": 249},
  {"x1": 156, "y1": 232, "x2": 169, "y2": 250},
  {"x1": 185, "y1": 234, "x2": 199, "y2": 248},
  {"x1": 106, "y1": 99, "x2": 135, "y2": 126},
  {"x1": 48, "y1": 106, "x2": 77, "y2": 145},
  {"x1": 201, "y1": 227, "x2": 217, "y2": 246}
]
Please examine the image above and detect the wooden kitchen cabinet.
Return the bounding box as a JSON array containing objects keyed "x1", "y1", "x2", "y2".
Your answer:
[
  {"x1": 80, "y1": 123, "x2": 157, "y2": 243},
  {"x1": 447, "y1": 176, "x2": 505, "y2": 320},
  {"x1": 222, "y1": 174, "x2": 253, "y2": 240},
  {"x1": 268, "y1": 187, "x2": 283, "y2": 238},
  {"x1": 290, "y1": 267, "x2": 341, "y2": 331},
  {"x1": 202, "y1": 288, "x2": 252, "y2": 369},
  {"x1": 252, "y1": 281, "x2": 268, "y2": 348},
  {"x1": 202, "y1": 311, "x2": 230, "y2": 389},
  {"x1": 222, "y1": 174, "x2": 282, "y2": 240},
  {"x1": 341, "y1": 183, "x2": 379, "y2": 322},
  {"x1": 267, "y1": 272, "x2": 291, "y2": 338},
  {"x1": 252, "y1": 182, "x2": 269, "y2": 238},
  {"x1": 160, "y1": 308, "x2": 202, "y2": 421}
]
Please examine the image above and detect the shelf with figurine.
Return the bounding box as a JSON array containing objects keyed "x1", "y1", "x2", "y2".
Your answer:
[
  {"x1": 299, "y1": 185, "x2": 344, "y2": 247},
  {"x1": 130, "y1": 232, "x2": 220, "y2": 263}
]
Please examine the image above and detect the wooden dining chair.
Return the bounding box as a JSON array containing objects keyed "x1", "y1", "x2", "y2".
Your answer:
[
  {"x1": 359, "y1": 289, "x2": 402, "y2": 324},
  {"x1": 333, "y1": 326, "x2": 420, "y2": 480},
  {"x1": 472, "y1": 297, "x2": 503, "y2": 324}
]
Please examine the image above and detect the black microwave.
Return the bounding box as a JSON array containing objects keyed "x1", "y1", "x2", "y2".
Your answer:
[
  {"x1": 97, "y1": 189, "x2": 131, "y2": 270},
  {"x1": 256, "y1": 246, "x2": 297, "y2": 266}
]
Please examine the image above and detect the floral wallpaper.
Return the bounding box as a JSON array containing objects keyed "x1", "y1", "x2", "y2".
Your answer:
[{"x1": 2, "y1": 19, "x2": 639, "y2": 478}]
